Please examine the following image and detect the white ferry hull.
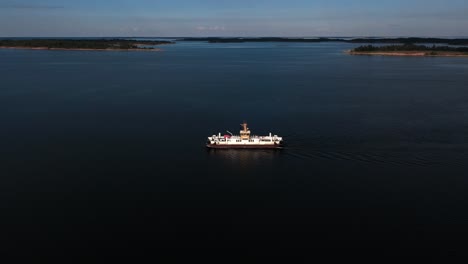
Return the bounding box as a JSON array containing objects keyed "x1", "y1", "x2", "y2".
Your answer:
[
  {"x1": 206, "y1": 143, "x2": 283, "y2": 149},
  {"x1": 207, "y1": 122, "x2": 283, "y2": 150}
]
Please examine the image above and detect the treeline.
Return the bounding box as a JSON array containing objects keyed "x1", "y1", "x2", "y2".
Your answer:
[
  {"x1": 180, "y1": 37, "x2": 344, "y2": 43},
  {"x1": 179, "y1": 37, "x2": 468, "y2": 46},
  {"x1": 0, "y1": 39, "x2": 174, "y2": 49},
  {"x1": 348, "y1": 37, "x2": 468, "y2": 45},
  {"x1": 353, "y1": 44, "x2": 468, "y2": 52}
]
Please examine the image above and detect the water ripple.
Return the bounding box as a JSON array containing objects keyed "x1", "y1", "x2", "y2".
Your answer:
[{"x1": 283, "y1": 143, "x2": 468, "y2": 167}]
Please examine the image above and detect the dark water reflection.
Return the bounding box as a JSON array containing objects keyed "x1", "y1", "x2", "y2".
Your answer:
[{"x1": 207, "y1": 149, "x2": 281, "y2": 167}]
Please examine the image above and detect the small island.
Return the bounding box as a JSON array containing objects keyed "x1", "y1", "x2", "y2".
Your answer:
[
  {"x1": 0, "y1": 39, "x2": 174, "y2": 51},
  {"x1": 348, "y1": 44, "x2": 468, "y2": 57}
]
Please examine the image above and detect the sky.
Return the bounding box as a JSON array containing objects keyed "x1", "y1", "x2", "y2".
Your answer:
[{"x1": 0, "y1": 0, "x2": 467, "y2": 37}]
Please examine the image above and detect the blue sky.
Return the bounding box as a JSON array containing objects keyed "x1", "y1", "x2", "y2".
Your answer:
[{"x1": 0, "y1": 0, "x2": 467, "y2": 37}]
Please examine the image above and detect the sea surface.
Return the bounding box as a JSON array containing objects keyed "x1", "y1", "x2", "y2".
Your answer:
[{"x1": 1, "y1": 41, "x2": 468, "y2": 259}]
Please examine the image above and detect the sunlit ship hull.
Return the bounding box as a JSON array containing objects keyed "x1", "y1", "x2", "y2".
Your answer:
[{"x1": 206, "y1": 143, "x2": 283, "y2": 149}]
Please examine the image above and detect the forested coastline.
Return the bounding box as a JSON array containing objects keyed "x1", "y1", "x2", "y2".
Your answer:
[{"x1": 0, "y1": 39, "x2": 174, "y2": 50}]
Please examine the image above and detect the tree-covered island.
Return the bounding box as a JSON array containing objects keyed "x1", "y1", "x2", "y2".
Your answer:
[
  {"x1": 0, "y1": 39, "x2": 174, "y2": 51},
  {"x1": 349, "y1": 44, "x2": 468, "y2": 57}
]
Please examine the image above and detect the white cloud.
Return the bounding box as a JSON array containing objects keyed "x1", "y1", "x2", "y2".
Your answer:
[
  {"x1": 196, "y1": 25, "x2": 226, "y2": 31},
  {"x1": 0, "y1": 3, "x2": 64, "y2": 9}
]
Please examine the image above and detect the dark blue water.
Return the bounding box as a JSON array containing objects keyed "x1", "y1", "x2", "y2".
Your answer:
[{"x1": 1, "y1": 42, "x2": 468, "y2": 259}]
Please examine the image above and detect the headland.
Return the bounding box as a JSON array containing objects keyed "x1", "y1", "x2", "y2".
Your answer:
[
  {"x1": 0, "y1": 39, "x2": 174, "y2": 51},
  {"x1": 348, "y1": 44, "x2": 468, "y2": 57}
]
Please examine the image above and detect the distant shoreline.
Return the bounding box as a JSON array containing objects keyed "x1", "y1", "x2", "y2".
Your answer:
[
  {"x1": 347, "y1": 50, "x2": 468, "y2": 57},
  {"x1": 0, "y1": 46, "x2": 162, "y2": 52},
  {"x1": 179, "y1": 37, "x2": 468, "y2": 45},
  {"x1": 0, "y1": 39, "x2": 173, "y2": 52}
]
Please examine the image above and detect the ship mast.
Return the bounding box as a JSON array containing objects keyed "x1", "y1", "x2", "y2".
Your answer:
[
  {"x1": 240, "y1": 122, "x2": 251, "y2": 140},
  {"x1": 241, "y1": 122, "x2": 248, "y2": 132}
]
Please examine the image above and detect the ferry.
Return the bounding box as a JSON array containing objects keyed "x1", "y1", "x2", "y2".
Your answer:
[{"x1": 206, "y1": 122, "x2": 283, "y2": 149}]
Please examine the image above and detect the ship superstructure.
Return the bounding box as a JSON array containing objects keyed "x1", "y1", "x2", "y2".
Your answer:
[{"x1": 207, "y1": 122, "x2": 283, "y2": 149}]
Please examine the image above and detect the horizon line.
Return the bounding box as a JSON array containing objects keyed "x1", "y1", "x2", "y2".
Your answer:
[{"x1": 2, "y1": 36, "x2": 468, "y2": 39}]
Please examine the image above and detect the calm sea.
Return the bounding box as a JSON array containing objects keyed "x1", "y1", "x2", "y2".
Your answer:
[{"x1": 1, "y1": 41, "x2": 468, "y2": 258}]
